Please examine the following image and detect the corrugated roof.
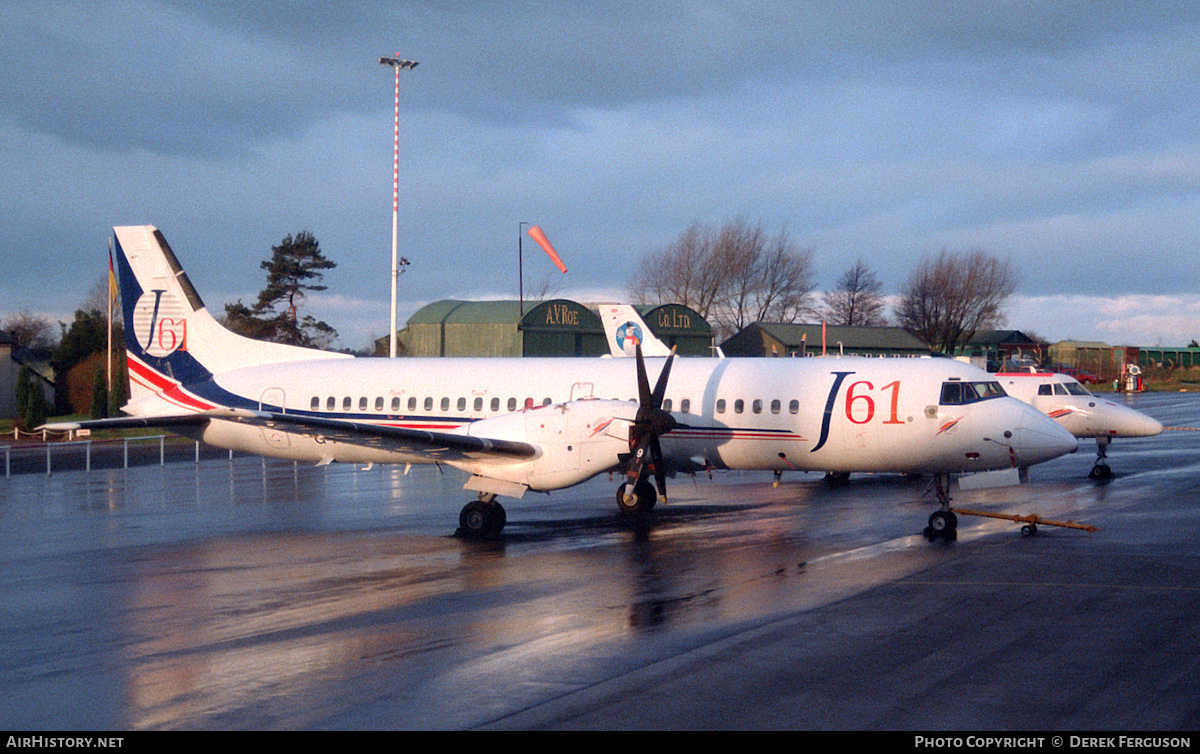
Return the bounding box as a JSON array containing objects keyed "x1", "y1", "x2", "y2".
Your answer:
[
  {"x1": 754, "y1": 323, "x2": 931, "y2": 351},
  {"x1": 407, "y1": 300, "x2": 547, "y2": 326},
  {"x1": 967, "y1": 329, "x2": 1042, "y2": 346},
  {"x1": 1051, "y1": 340, "x2": 1111, "y2": 349}
]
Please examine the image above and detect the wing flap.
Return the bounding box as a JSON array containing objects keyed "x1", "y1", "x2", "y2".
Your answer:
[
  {"x1": 224, "y1": 410, "x2": 539, "y2": 460},
  {"x1": 48, "y1": 410, "x2": 538, "y2": 461}
]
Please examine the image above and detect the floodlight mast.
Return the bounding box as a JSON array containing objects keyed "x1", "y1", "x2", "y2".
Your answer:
[{"x1": 379, "y1": 56, "x2": 418, "y2": 357}]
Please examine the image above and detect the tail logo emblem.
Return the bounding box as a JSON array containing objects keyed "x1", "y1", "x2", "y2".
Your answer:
[
  {"x1": 133, "y1": 289, "x2": 189, "y2": 357},
  {"x1": 615, "y1": 322, "x2": 643, "y2": 354}
]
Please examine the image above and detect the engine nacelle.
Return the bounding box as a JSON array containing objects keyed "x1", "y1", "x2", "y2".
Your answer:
[{"x1": 454, "y1": 398, "x2": 633, "y2": 492}]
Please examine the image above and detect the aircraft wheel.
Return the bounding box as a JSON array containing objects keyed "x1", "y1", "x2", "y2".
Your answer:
[
  {"x1": 925, "y1": 510, "x2": 958, "y2": 542},
  {"x1": 1088, "y1": 463, "x2": 1113, "y2": 481},
  {"x1": 616, "y1": 479, "x2": 657, "y2": 515},
  {"x1": 458, "y1": 500, "x2": 506, "y2": 539},
  {"x1": 1021, "y1": 524, "x2": 1038, "y2": 537}
]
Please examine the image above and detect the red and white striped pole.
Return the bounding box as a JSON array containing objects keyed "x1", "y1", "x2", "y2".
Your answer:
[{"x1": 379, "y1": 55, "x2": 417, "y2": 357}]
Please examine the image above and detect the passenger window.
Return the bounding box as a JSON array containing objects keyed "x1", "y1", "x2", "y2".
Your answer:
[
  {"x1": 542, "y1": 398, "x2": 551, "y2": 406},
  {"x1": 752, "y1": 399, "x2": 762, "y2": 414},
  {"x1": 359, "y1": 396, "x2": 368, "y2": 411},
  {"x1": 342, "y1": 396, "x2": 352, "y2": 411},
  {"x1": 375, "y1": 397, "x2": 384, "y2": 411},
  {"x1": 407, "y1": 396, "x2": 416, "y2": 411},
  {"x1": 508, "y1": 397, "x2": 517, "y2": 412},
  {"x1": 441, "y1": 397, "x2": 450, "y2": 411},
  {"x1": 491, "y1": 397, "x2": 500, "y2": 412},
  {"x1": 663, "y1": 398, "x2": 672, "y2": 411},
  {"x1": 457, "y1": 397, "x2": 466, "y2": 411},
  {"x1": 310, "y1": 396, "x2": 319, "y2": 410},
  {"x1": 734, "y1": 399, "x2": 744, "y2": 414},
  {"x1": 326, "y1": 396, "x2": 336, "y2": 411},
  {"x1": 680, "y1": 398, "x2": 690, "y2": 414},
  {"x1": 770, "y1": 399, "x2": 781, "y2": 414},
  {"x1": 424, "y1": 397, "x2": 433, "y2": 411},
  {"x1": 474, "y1": 397, "x2": 483, "y2": 411},
  {"x1": 716, "y1": 399, "x2": 726, "y2": 414},
  {"x1": 789, "y1": 399, "x2": 799, "y2": 414}
]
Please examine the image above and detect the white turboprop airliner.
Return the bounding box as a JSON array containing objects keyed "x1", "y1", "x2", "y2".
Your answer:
[
  {"x1": 997, "y1": 370, "x2": 1163, "y2": 479},
  {"x1": 599, "y1": 306, "x2": 1164, "y2": 481},
  {"x1": 49, "y1": 226, "x2": 1079, "y2": 542}
]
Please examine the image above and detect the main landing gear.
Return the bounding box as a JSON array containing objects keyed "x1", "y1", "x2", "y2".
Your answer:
[
  {"x1": 457, "y1": 492, "x2": 507, "y2": 540},
  {"x1": 923, "y1": 473, "x2": 958, "y2": 543},
  {"x1": 1088, "y1": 437, "x2": 1114, "y2": 480}
]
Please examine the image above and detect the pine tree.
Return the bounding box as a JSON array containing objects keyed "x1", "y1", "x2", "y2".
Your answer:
[
  {"x1": 90, "y1": 368, "x2": 108, "y2": 419},
  {"x1": 108, "y1": 354, "x2": 128, "y2": 417},
  {"x1": 15, "y1": 365, "x2": 32, "y2": 422},
  {"x1": 24, "y1": 380, "x2": 48, "y2": 429},
  {"x1": 224, "y1": 231, "x2": 339, "y2": 348}
]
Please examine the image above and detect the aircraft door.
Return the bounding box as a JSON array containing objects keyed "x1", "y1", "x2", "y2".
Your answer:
[{"x1": 259, "y1": 387, "x2": 290, "y2": 449}]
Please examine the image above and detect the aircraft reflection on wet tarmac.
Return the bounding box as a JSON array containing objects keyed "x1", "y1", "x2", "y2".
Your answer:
[{"x1": 0, "y1": 391, "x2": 1195, "y2": 729}]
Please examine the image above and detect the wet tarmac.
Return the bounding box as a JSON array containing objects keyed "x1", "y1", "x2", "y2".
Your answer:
[{"x1": 0, "y1": 391, "x2": 1197, "y2": 731}]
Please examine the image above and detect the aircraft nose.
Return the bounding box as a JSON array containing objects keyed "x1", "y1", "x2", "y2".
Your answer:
[
  {"x1": 1013, "y1": 400, "x2": 1079, "y2": 464},
  {"x1": 1137, "y1": 413, "x2": 1165, "y2": 437},
  {"x1": 1108, "y1": 402, "x2": 1165, "y2": 437}
]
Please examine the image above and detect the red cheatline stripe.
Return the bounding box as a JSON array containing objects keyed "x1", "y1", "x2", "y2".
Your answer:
[{"x1": 127, "y1": 355, "x2": 215, "y2": 412}]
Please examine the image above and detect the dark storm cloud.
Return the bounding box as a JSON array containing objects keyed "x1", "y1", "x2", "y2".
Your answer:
[{"x1": 3, "y1": 1, "x2": 1200, "y2": 347}]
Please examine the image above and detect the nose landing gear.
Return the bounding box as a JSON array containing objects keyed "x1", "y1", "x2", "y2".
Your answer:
[
  {"x1": 1088, "y1": 437, "x2": 1113, "y2": 480},
  {"x1": 923, "y1": 474, "x2": 958, "y2": 542}
]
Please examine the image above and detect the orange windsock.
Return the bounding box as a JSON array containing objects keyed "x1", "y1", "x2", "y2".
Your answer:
[{"x1": 527, "y1": 225, "x2": 567, "y2": 274}]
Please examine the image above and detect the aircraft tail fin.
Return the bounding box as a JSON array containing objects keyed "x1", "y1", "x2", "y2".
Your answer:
[
  {"x1": 596, "y1": 304, "x2": 672, "y2": 358},
  {"x1": 113, "y1": 225, "x2": 349, "y2": 409}
]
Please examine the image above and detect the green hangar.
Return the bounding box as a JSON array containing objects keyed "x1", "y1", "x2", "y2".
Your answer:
[{"x1": 393, "y1": 300, "x2": 713, "y2": 358}]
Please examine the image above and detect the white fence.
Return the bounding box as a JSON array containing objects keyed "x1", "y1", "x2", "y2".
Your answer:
[{"x1": 2, "y1": 436, "x2": 233, "y2": 477}]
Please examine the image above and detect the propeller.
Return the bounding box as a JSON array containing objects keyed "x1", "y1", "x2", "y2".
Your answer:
[{"x1": 621, "y1": 343, "x2": 678, "y2": 509}]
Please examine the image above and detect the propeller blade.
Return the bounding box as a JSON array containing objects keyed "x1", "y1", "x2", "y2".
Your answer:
[
  {"x1": 636, "y1": 343, "x2": 652, "y2": 409},
  {"x1": 650, "y1": 347, "x2": 676, "y2": 408},
  {"x1": 650, "y1": 435, "x2": 668, "y2": 500}
]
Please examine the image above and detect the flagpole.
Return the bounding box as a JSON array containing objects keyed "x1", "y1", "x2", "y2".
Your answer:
[{"x1": 107, "y1": 237, "x2": 113, "y2": 394}]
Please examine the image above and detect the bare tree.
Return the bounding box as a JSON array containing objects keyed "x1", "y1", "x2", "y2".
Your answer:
[
  {"x1": 822, "y1": 259, "x2": 888, "y2": 327},
  {"x1": 631, "y1": 222, "x2": 722, "y2": 316},
  {"x1": 631, "y1": 218, "x2": 814, "y2": 340},
  {"x1": 2, "y1": 310, "x2": 57, "y2": 350},
  {"x1": 895, "y1": 249, "x2": 1018, "y2": 355}
]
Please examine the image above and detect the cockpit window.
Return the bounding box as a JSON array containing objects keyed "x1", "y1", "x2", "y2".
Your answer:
[
  {"x1": 940, "y1": 380, "x2": 1007, "y2": 405},
  {"x1": 1065, "y1": 382, "x2": 1091, "y2": 396}
]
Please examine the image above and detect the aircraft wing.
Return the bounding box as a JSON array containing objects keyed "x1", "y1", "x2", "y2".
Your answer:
[{"x1": 44, "y1": 409, "x2": 538, "y2": 461}]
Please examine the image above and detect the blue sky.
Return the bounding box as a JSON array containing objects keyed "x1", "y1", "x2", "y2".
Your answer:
[{"x1": 3, "y1": 1, "x2": 1199, "y2": 350}]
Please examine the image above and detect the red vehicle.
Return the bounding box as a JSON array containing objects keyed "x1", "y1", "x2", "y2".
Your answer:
[{"x1": 1050, "y1": 365, "x2": 1100, "y2": 384}]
